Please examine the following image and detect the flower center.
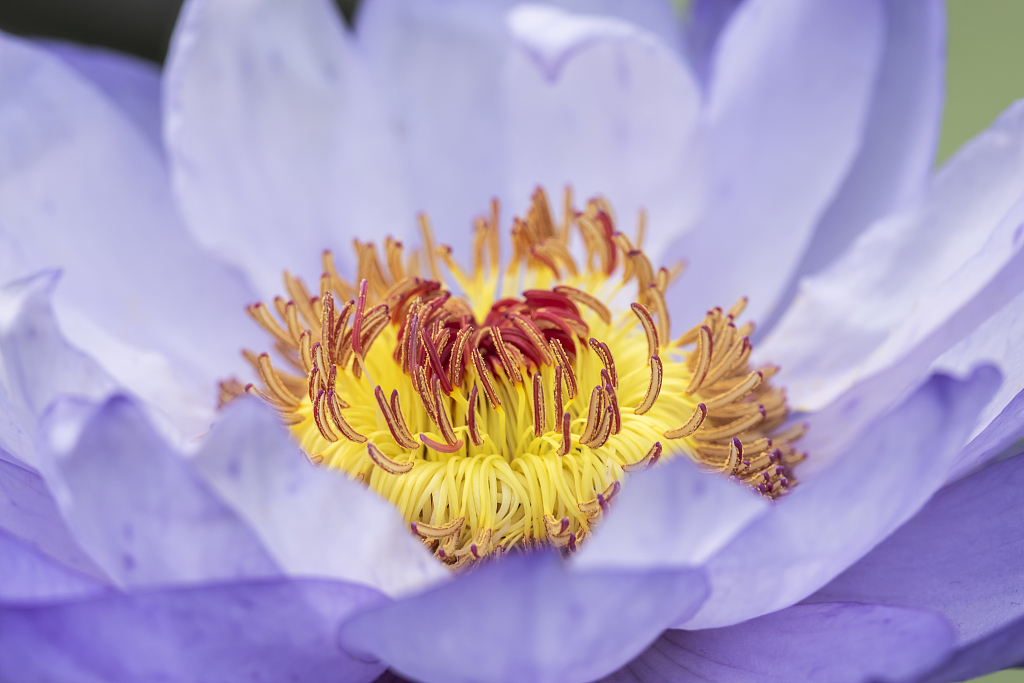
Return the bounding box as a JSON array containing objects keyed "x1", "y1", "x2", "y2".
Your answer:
[{"x1": 223, "y1": 188, "x2": 806, "y2": 569}]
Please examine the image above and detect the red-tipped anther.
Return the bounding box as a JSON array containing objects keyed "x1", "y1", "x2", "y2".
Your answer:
[
  {"x1": 550, "y1": 338, "x2": 578, "y2": 399},
  {"x1": 557, "y1": 412, "x2": 572, "y2": 457},
  {"x1": 420, "y1": 433, "x2": 465, "y2": 454},
  {"x1": 664, "y1": 403, "x2": 707, "y2": 439},
  {"x1": 367, "y1": 442, "x2": 414, "y2": 475},
  {"x1": 467, "y1": 386, "x2": 485, "y2": 446},
  {"x1": 635, "y1": 355, "x2": 663, "y2": 416},
  {"x1": 684, "y1": 325, "x2": 714, "y2": 394},
  {"x1": 421, "y1": 331, "x2": 453, "y2": 395},
  {"x1": 630, "y1": 303, "x2": 659, "y2": 359},
  {"x1": 532, "y1": 372, "x2": 546, "y2": 436},
  {"x1": 351, "y1": 279, "x2": 369, "y2": 357},
  {"x1": 588, "y1": 338, "x2": 618, "y2": 388},
  {"x1": 554, "y1": 365, "x2": 564, "y2": 419},
  {"x1": 624, "y1": 441, "x2": 662, "y2": 472},
  {"x1": 376, "y1": 385, "x2": 418, "y2": 449},
  {"x1": 554, "y1": 285, "x2": 612, "y2": 325}
]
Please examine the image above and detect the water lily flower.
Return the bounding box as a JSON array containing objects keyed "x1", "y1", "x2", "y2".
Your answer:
[{"x1": 2, "y1": 0, "x2": 1024, "y2": 682}]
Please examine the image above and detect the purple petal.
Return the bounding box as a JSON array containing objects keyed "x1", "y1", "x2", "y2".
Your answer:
[
  {"x1": 766, "y1": 0, "x2": 947, "y2": 331},
  {"x1": 682, "y1": 367, "x2": 999, "y2": 629},
  {"x1": 0, "y1": 32, "x2": 260, "y2": 436},
  {"x1": 339, "y1": 551, "x2": 709, "y2": 683},
  {"x1": 356, "y1": 0, "x2": 511, "y2": 250},
  {"x1": 603, "y1": 603, "x2": 953, "y2": 683},
  {"x1": 164, "y1": 0, "x2": 410, "y2": 297},
  {"x1": 574, "y1": 456, "x2": 769, "y2": 570},
  {"x1": 192, "y1": 397, "x2": 448, "y2": 596},
  {"x1": 0, "y1": 456, "x2": 106, "y2": 581},
  {"x1": 684, "y1": 0, "x2": 743, "y2": 85},
  {"x1": 666, "y1": 0, "x2": 885, "y2": 325},
  {"x1": 932, "y1": 288, "x2": 1024, "y2": 479},
  {"x1": 915, "y1": 612, "x2": 1024, "y2": 683},
  {"x1": 0, "y1": 577, "x2": 387, "y2": 683},
  {"x1": 0, "y1": 527, "x2": 105, "y2": 602},
  {"x1": 763, "y1": 100, "x2": 1024, "y2": 463},
  {"x1": 505, "y1": 4, "x2": 704, "y2": 256},
  {"x1": 356, "y1": 0, "x2": 683, "y2": 251},
  {"x1": 0, "y1": 271, "x2": 117, "y2": 467},
  {"x1": 560, "y1": 0, "x2": 684, "y2": 55},
  {"x1": 35, "y1": 395, "x2": 279, "y2": 587},
  {"x1": 810, "y1": 450, "x2": 1024, "y2": 649},
  {"x1": 40, "y1": 40, "x2": 163, "y2": 152}
]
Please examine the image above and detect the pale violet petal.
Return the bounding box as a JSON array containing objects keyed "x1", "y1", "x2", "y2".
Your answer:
[
  {"x1": 573, "y1": 457, "x2": 769, "y2": 571},
  {"x1": 35, "y1": 395, "x2": 280, "y2": 588},
  {"x1": 0, "y1": 527, "x2": 106, "y2": 602},
  {"x1": 764, "y1": 100, "x2": 1024, "y2": 414},
  {"x1": 930, "y1": 288, "x2": 1024, "y2": 479},
  {"x1": 810, "y1": 450, "x2": 1024, "y2": 648},
  {"x1": 164, "y1": 0, "x2": 411, "y2": 298},
  {"x1": 763, "y1": 0, "x2": 947, "y2": 333},
  {"x1": 0, "y1": 272, "x2": 118, "y2": 466},
  {"x1": 0, "y1": 578, "x2": 387, "y2": 683},
  {"x1": 356, "y1": 0, "x2": 512, "y2": 250},
  {"x1": 0, "y1": 31, "x2": 261, "y2": 437},
  {"x1": 192, "y1": 397, "x2": 448, "y2": 597},
  {"x1": 505, "y1": 4, "x2": 705, "y2": 257},
  {"x1": 339, "y1": 552, "x2": 708, "y2": 683},
  {"x1": 684, "y1": 0, "x2": 742, "y2": 85},
  {"x1": 915, "y1": 613, "x2": 1024, "y2": 683},
  {"x1": 40, "y1": 39, "x2": 163, "y2": 152},
  {"x1": 603, "y1": 603, "x2": 953, "y2": 683},
  {"x1": 0, "y1": 455, "x2": 107, "y2": 581},
  {"x1": 681, "y1": 367, "x2": 999, "y2": 630},
  {"x1": 665, "y1": 0, "x2": 885, "y2": 326},
  {"x1": 0, "y1": 271, "x2": 202, "y2": 456},
  {"x1": 765, "y1": 101, "x2": 1024, "y2": 467},
  {"x1": 356, "y1": 0, "x2": 683, "y2": 252}
]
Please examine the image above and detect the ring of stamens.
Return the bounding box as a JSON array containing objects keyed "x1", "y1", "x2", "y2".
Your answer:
[{"x1": 223, "y1": 188, "x2": 806, "y2": 569}]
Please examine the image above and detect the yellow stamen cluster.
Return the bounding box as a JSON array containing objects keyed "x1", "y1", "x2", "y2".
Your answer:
[{"x1": 223, "y1": 188, "x2": 806, "y2": 569}]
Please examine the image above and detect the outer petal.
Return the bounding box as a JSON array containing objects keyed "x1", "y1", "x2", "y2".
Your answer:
[
  {"x1": 768, "y1": 0, "x2": 946, "y2": 325},
  {"x1": 356, "y1": 0, "x2": 683, "y2": 251},
  {"x1": 763, "y1": 100, "x2": 1024, "y2": 457},
  {"x1": 164, "y1": 0, "x2": 410, "y2": 297},
  {"x1": 915, "y1": 613, "x2": 1024, "y2": 683},
  {"x1": 0, "y1": 272, "x2": 119, "y2": 578},
  {"x1": 573, "y1": 456, "x2": 768, "y2": 570},
  {"x1": 0, "y1": 578, "x2": 387, "y2": 683},
  {"x1": 35, "y1": 394, "x2": 280, "y2": 588},
  {"x1": 0, "y1": 271, "x2": 118, "y2": 467},
  {"x1": 505, "y1": 4, "x2": 705, "y2": 256},
  {"x1": 603, "y1": 603, "x2": 953, "y2": 683},
  {"x1": 665, "y1": 0, "x2": 885, "y2": 325},
  {"x1": 192, "y1": 397, "x2": 448, "y2": 597},
  {"x1": 810, "y1": 450, "x2": 1024, "y2": 649},
  {"x1": 339, "y1": 551, "x2": 708, "y2": 683},
  {"x1": 356, "y1": 0, "x2": 512, "y2": 248},
  {"x1": 682, "y1": 367, "x2": 999, "y2": 629},
  {"x1": 41, "y1": 40, "x2": 163, "y2": 152},
  {"x1": 684, "y1": 0, "x2": 743, "y2": 85},
  {"x1": 0, "y1": 456, "x2": 106, "y2": 580},
  {"x1": 0, "y1": 528, "x2": 105, "y2": 602},
  {"x1": 931, "y1": 288, "x2": 1024, "y2": 479},
  {"x1": 0, "y1": 32, "x2": 259, "y2": 437}
]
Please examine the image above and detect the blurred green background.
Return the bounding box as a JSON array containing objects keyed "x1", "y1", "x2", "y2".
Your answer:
[
  {"x1": 0, "y1": 0, "x2": 1021, "y2": 680},
  {"x1": 941, "y1": 0, "x2": 1024, "y2": 161}
]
